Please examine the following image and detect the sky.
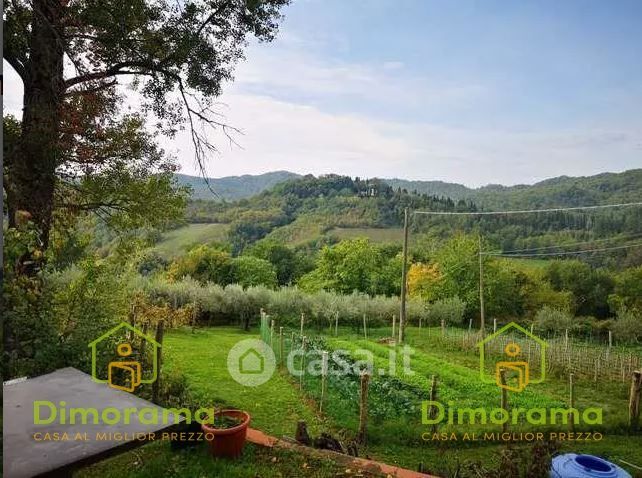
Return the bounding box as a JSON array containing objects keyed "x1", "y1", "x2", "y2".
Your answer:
[{"x1": 4, "y1": 0, "x2": 642, "y2": 186}]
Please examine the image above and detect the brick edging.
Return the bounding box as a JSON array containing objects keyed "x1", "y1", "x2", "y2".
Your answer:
[{"x1": 246, "y1": 427, "x2": 439, "y2": 478}]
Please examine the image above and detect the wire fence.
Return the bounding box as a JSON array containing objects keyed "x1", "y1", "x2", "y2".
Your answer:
[
  {"x1": 262, "y1": 311, "x2": 641, "y2": 384},
  {"x1": 410, "y1": 324, "x2": 641, "y2": 384},
  {"x1": 257, "y1": 311, "x2": 642, "y2": 445}
]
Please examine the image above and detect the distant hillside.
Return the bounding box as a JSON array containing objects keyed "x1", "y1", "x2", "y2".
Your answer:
[
  {"x1": 185, "y1": 175, "x2": 476, "y2": 250},
  {"x1": 471, "y1": 169, "x2": 642, "y2": 209},
  {"x1": 384, "y1": 169, "x2": 642, "y2": 208},
  {"x1": 176, "y1": 171, "x2": 301, "y2": 200},
  {"x1": 181, "y1": 170, "x2": 642, "y2": 268},
  {"x1": 178, "y1": 169, "x2": 642, "y2": 207}
]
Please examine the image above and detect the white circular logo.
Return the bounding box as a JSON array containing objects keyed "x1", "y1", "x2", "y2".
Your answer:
[{"x1": 227, "y1": 339, "x2": 276, "y2": 387}]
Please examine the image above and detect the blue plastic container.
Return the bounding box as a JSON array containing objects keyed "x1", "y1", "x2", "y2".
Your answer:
[{"x1": 550, "y1": 454, "x2": 631, "y2": 478}]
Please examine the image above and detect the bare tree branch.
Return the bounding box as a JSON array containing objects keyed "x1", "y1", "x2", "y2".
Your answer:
[{"x1": 4, "y1": 53, "x2": 28, "y2": 82}]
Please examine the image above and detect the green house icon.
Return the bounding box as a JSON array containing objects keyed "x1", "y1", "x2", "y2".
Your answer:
[{"x1": 239, "y1": 348, "x2": 264, "y2": 375}]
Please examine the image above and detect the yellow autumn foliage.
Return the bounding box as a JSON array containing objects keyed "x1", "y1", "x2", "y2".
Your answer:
[
  {"x1": 407, "y1": 262, "x2": 442, "y2": 300},
  {"x1": 130, "y1": 294, "x2": 197, "y2": 330}
]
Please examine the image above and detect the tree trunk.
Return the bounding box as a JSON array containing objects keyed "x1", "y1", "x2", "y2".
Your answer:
[{"x1": 7, "y1": 0, "x2": 65, "y2": 258}]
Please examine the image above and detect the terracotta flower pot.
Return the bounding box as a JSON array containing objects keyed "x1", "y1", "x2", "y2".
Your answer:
[{"x1": 201, "y1": 410, "x2": 250, "y2": 458}]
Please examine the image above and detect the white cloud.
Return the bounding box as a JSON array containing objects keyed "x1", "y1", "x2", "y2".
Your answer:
[
  {"x1": 5, "y1": 50, "x2": 641, "y2": 188},
  {"x1": 231, "y1": 42, "x2": 488, "y2": 112},
  {"x1": 3, "y1": 61, "x2": 24, "y2": 117},
  {"x1": 170, "y1": 91, "x2": 642, "y2": 187},
  {"x1": 382, "y1": 61, "x2": 405, "y2": 71}
]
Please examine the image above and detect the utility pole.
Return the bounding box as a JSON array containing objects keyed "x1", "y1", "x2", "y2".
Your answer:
[
  {"x1": 399, "y1": 207, "x2": 409, "y2": 343},
  {"x1": 478, "y1": 233, "x2": 485, "y2": 336}
]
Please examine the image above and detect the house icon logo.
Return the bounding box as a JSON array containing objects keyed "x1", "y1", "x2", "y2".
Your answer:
[
  {"x1": 239, "y1": 349, "x2": 265, "y2": 374},
  {"x1": 88, "y1": 322, "x2": 160, "y2": 392},
  {"x1": 227, "y1": 339, "x2": 276, "y2": 387},
  {"x1": 477, "y1": 322, "x2": 547, "y2": 392}
]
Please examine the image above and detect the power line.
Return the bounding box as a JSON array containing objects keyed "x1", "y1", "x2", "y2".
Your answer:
[
  {"x1": 487, "y1": 242, "x2": 642, "y2": 258},
  {"x1": 485, "y1": 233, "x2": 642, "y2": 255},
  {"x1": 412, "y1": 201, "x2": 642, "y2": 216}
]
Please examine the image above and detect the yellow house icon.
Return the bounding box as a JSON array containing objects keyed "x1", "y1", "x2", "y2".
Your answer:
[
  {"x1": 88, "y1": 322, "x2": 161, "y2": 392},
  {"x1": 477, "y1": 322, "x2": 547, "y2": 392}
]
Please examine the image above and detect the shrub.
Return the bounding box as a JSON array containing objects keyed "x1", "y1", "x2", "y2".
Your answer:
[
  {"x1": 610, "y1": 308, "x2": 642, "y2": 344},
  {"x1": 51, "y1": 259, "x2": 135, "y2": 373},
  {"x1": 246, "y1": 240, "x2": 306, "y2": 285},
  {"x1": 231, "y1": 256, "x2": 277, "y2": 288},
  {"x1": 3, "y1": 225, "x2": 62, "y2": 378},
  {"x1": 139, "y1": 277, "x2": 429, "y2": 330},
  {"x1": 167, "y1": 245, "x2": 233, "y2": 285},
  {"x1": 426, "y1": 296, "x2": 466, "y2": 326},
  {"x1": 298, "y1": 238, "x2": 399, "y2": 296},
  {"x1": 137, "y1": 250, "x2": 168, "y2": 276},
  {"x1": 533, "y1": 306, "x2": 574, "y2": 334},
  {"x1": 3, "y1": 270, "x2": 61, "y2": 378}
]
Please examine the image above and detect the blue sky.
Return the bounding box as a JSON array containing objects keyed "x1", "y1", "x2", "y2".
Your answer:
[
  {"x1": 4, "y1": 0, "x2": 642, "y2": 185},
  {"x1": 275, "y1": 0, "x2": 642, "y2": 129}
]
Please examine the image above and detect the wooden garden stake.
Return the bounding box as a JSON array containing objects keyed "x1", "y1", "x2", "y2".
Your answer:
[
  {"x1": 419, "y1": 315, "x2": 422, "y2": 330},
  {"x1": 151, "y1": 320, "x2": 165, "y2": 404},
  {"x1": 622, "y1": 358, "x2": 626, "y2": 382},
  {"x1": 279, "y1": 327, "x2": 284, "y2": 366},
  {"x1": 320, "y1": 351, "x2": 329, "y2": 413},
  {"x1": 441, "y1": 319, "x2": 445, "y2": 337},
  {"x1": 493, "y1": 318, "x2": 497, "y2": 333},
  {"x1": 499, "y1": 368, "x2": 508, "y2": 433},
  {"x1": 335, "y1": 312, "x2": 339, "y2": 336},
  {"x1": 270, "y1": 319, "x2": 275, "y2": 347},
  {"x1": 569, "y1": 373, "x2": 575, "y2": 432},
  {"x1": 363, "y1": 314, "x2": 368, "y2": 340},
  {"x1": 299, "y1": 336, "x2": 307, "y2": 389},
  {"x1": 629, "y1": 370, "x2": 642, "y2": 430},
  {"x1": 300, "y1": 313, "x2": 305, "y2": 337},
  {"x1": 429, "y1": 375, "x2": 438, "y2": 433},
  {"x1": 392, "y1": 314, "x2": 396, "y2": 341},
  {"x1": 358, "y1": 371, "x2": 370, "y2": 444},
  {"x1": 141, "y1": 322, "x2": 149, "y2": 354},
  {"x1": 564, "y1": 329, "x2": 569, "y2": 351},
  {"x1": 468, "y1": 319, "x2": 473, "y2": 332}
]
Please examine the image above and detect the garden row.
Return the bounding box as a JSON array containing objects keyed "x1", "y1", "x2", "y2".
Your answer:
[{"x1": 256, "y1": 316, "x2": 636, "y2": 450}]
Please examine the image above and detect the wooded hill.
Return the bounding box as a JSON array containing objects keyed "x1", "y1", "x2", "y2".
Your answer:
[
  {"x1": 176, "y1": 171, "x2": 300, "y2": 200},
  {"x1": 178, "y1": 169, "x2": 642, "y2": 206},
  {"x1": 182, "y1": 170, "x2": 642, "y2": 268}
]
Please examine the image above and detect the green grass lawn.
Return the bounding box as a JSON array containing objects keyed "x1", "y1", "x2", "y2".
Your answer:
[
  {"x1": 80, "y1": 327, "x2": 335, "y2": 478},
  {"x1": 163, "y1": 327, "x2": 323, "y2": 437},
  {"x1": 152, "y1": 223, "x2": 229, "y2": 259},
  {"x1": 79, "y1": 442, "x2": 372, "y2": 478}
]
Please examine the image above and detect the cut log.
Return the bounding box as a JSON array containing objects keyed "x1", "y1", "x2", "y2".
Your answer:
[{"x1": 312, "y1": 433, "x2": 345, "y2": 454}]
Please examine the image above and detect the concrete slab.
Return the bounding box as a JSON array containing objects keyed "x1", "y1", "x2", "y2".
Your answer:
[{"x1": 3, "y1": 367, "x2": 180, "y2": 477}]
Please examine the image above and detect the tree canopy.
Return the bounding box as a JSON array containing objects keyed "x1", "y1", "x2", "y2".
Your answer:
[{"x1": 3, "y1": 0, "x2": 290, "y2": 261}]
